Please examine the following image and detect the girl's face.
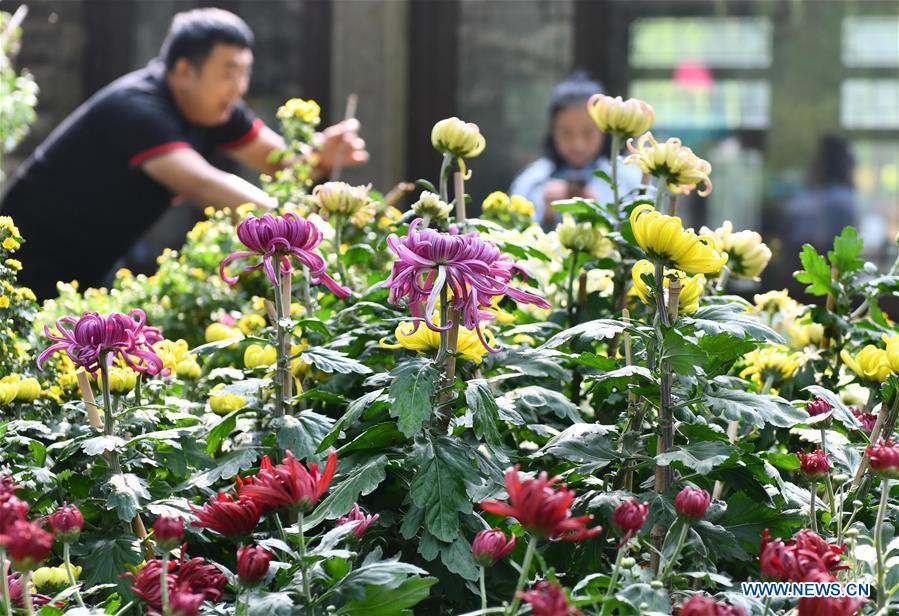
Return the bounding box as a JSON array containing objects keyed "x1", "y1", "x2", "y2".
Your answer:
[{"x1": 552, "y1": 105, "x2": 604, "y2": 168}]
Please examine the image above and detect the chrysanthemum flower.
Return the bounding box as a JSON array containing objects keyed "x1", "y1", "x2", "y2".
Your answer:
[
  {"x1": 190, "y1": 493, "x2": 261, "y2": 537},
  {"x1": 624, "y1": 132, "x2": 712, "y2": 196},
  {"x1": 220, "y1": 213, "x2": 350, "y2": 298},
  {"x1": 840, "y1": 345, "x2": 891, "y2": 383},
  {"x1": 587, "y1": 94, "x2": 655, "y2": 138},
  {"x1": 239, "y1": 450, "x2": 337, "y2": 513},
  {"x1": 481, "y1": 466, "x2": 602, "y2": 541},
  {"x1": 311, "y1": 181, "x2": 374, "y2": 218},
  {"x1": 380, "y1": 219, "x2": 550, "y2": 352},
  {"x1": 517, "y1": 580, "x2": 582, "y2": 616},
  {"x1": 630, "y1": 259, "x2": 704, "y2": 315},
  {"x1": 37, "y1": 310, "x2": 165, "y2": 376},
  {"x1": 700, "y1": 221, "x2": 772, "y2": 280},
  {"x1": 556, "y1": 215, "x2": 616, "y2": 258},
  {"x1": 431, "y1": 117, "x2": 486, "y2": 159},
  {"x1": 379, "y1": 313, "x2": 496, "y2": 363},
  {"x1": 630, "y1": 205, "x2": 727, "y2": 274},
  {"x1": 739, "y1": 345, "x2": 804, "y2": 388}
]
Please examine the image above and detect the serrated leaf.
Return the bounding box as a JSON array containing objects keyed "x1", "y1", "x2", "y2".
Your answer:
[
  {"x1": 106, "y1": 474, "x2": 149, "y2": 522},
  {"x1": 246, "y1": 590, "x2": 294, "y2": 616},
  {"x1": 538, "y1": 319, "x2": 626, "y2": 350},
  {"x1": 328, "y1": 555, "x2": 430, "y2": 602},
  {"x1": 685, "y1": 304, "x2": 783, "y2": 342},
  {"x1": 75, "y1": 536, "x2": 142, "y2": 593},
  {"x1": 656, "y1": 441, "x2": 737, "y2": 475},
  {"x1": 537, "y1": 424, "x2": 618, "y2": 473},
  {"x1": 465, "y1": 380, "x2": 503, "y2": 446},
  {"x1": 82, "y1": 435, "x2": 125, "y2": 456},
  {"x1": 177, "y1": 448, "x2": 258, "y2": 490},
  {"x1": 320, "y1": 388, "x2": 387, "y2": 452},
  {"x1": 502, "y1": 386, "x2": 581, "y2": 423},
  {"x1": 716, "y1": 492, "x2": 804, "y2": 558},
  {"x1": 795, "y1": 244, "x2": 838, "y2": 296},
  {"x1": 828, "y1": 226, "x2": 864, "y2": 274},
  {"x1": 275, "y1": 411, "x2": 335, "y2": 460},
  {"x1": 205, "y1": 408, "x2": 245, "y2": 454},
  {"x1": 436, "y1": 536, "x2": 479, "y2": 581},
  {"x1": 213, "y1": 378, "x2": 270, "y2": 397},
  {"x1": 388, "y1": 359, "x2": 439, "y2": 438},
  {"x1": 661, "y1": 329, "x2": 707, "y2": 376},
  {"x1": 301, "y1": 347, "x2": 372, "y2": 375},
  {"x1": 337, "y1": 423, "x2": 404, "y2": 455},
  {"x1": 409, "y1": 436, "x2": 473, "y2": 542},
  {"x1": 703, "y1": 380, "x2": 807, "y2": 428},
  {"x1": 338, "y1": 576, "x2": 437, "y2": 616},
  {"x1": 304, "y1": 455, "x2": 389, "y2": 530},
  {"x1": 496, "y1": 348, "x2": 568, "y2": 379}
]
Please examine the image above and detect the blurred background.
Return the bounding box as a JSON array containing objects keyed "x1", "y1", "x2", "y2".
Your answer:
[{"x1": 1, "y1": 0, "x2": 897, "y2": 301}]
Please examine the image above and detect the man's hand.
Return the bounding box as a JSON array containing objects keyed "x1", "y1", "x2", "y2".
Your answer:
[{"x1": 313, "y1": 118, "x2": 369, "y2": 180}]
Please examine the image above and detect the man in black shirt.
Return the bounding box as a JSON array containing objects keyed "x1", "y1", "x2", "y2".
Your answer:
[{"x1": 0, "y1": 8, "x2": 367, "y2": 299}]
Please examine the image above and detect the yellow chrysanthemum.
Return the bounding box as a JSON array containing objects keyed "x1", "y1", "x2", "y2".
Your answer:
[
  {"x1": 0, "y1": 216, "x2": 20, "y2": 236},
  {"x1": 14, "y1": 377, "x2": 41, "y2": 401},
  {"x1": 0, "y1": 382, "x2": 17, "y2": 405},
  {"x1": 883, "y1": 334, "x2": 899, "y2": 374},
  {"x1": 312, "y1": 181, "x2": 374, "y2": 218},
  {"x1": 701, "y1": 221, "x2": 771, "y2": 280},
  {"x1": 556, "y1": 215, "x2": 616, "y2": 258},
  {"x1": 753, "y1": 289, "x2": 800, "y2": 315},
  {"x1": 205, "y1": 323, "x2": 241, "y2": 347},
  {"x1": 740, "y1": 345, "x2": 804, "y2": 387},
  {"x1": 629, "y1": 205, "x2": 728, "y2": 274},
  {"x1": 244, "y1": 344, "x2": 277, "y2": 369},
  {"x1": 97, "y1": 366, "x2": 138, "y2": 394},
  {"x1": 238, "y1": 314, "x2": 267, "y2": 335},
  {"x1": 431, "y1": 117, "x2": 486, "y2": 159},
  {"x1": 624, "y1": 132, "x2": 712, "y2": 196},
  {"x1": 2, "y1": 237, "x2": 20, "y2": 252},
  {"x1": 587, "y1": 94, "x2": 655, "y2": 137},
  {"x1": 154, "y1": 339, "x2": 192, "y2": 374},
  {"x1": 786, "y1": 318, "x2": 824, "y2": 350},
  {"x1": 209, "y1": 384, "x2": 246, "y2": 415},
  {"x1": 175, "y1": 358, "x2": 201, "y2": 380},
  {"x1": 0, "y1": 296, "x2": 9, "y2": 309},
  {"x1": 630, "y1": 259, "x2": 704, "y2": 315},
  {"x1": 841, "y1": 345, "x2": 891, "y2": 383},
  {"x1": 276, "y1": 98, "x2": 321, "y2": 125},
  {"x1": 4, "y1": 259, "x2": 22, "y2": 271},
  {"x1": 32, "y1": 564, "x2": 81, "y2": 589},
  {"x1": 379, "y1": 318, "x2": 495, "y2": 364}
]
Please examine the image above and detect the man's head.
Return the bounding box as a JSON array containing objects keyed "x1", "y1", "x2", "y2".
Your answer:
[{"x1": 160, "y1": 8, "x2": 254, "y2": 126}]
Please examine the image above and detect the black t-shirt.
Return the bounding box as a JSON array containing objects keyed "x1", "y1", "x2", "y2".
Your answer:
[{"x1": 0, "y1": 60, "x2": 262, "y2": 299}]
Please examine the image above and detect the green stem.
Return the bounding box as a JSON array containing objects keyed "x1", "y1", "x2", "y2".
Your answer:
[
  {"x1": 479, "y1": 566, "x2": 487, "y2": 612},
  {"x1": 133, "y1": 373, "x2": 142, "y2": 408},
  {"x1": 506, "y1": 538, "x2": 537, "y2": 616},
  {"x1": 273, "y1": 511, "x2": 289, "y2": 546},
  {"x1": 601, "y1": 543, "x2": 626, "y2": 614},
  {"x1": 566, "y1": 250, "x2": 580, "y2": 322},
  {"x1": 439, "y1": 153, "x2": 452, "y2": 203},
  {"x1": 715, "y1": 266, "x2": 731, "y2": 294},
  {"x1": 100, "y1": 364, "x2": 122, "y2": 476},
  {"x1": 762, "y1": 596, "x2": 772, "y2": 616},
  {"x1": 300, "y1": 265, "x2": 314, "y2": 316},
  {"x1": 0, "y1": 548, "x2": 11, "y2": 616},
  {"x1": 435, "y1": 279, "x2": 449, "y2": 364},
  {"x1": 63, "y1": 542, "x2": 86, "y2": 608},
  {"x1": 653, "y1": 180, "x2": 667, "y2": 214},
  {"x1": 334, "y1": 214, "x2": 347, "y2": 283},
  {"x1": 875, "y1": 478, "x2": 890, "y2": 611},
  {"x1": 21, "y1": 571, "x2": 32, "y2": 616},
  {"x1": 659, "y1": 522, "x2": 690, "y2": 581},
  {"x1": 160, "y1": 552, "x2": 170, "y2": 616},
  {"x1": 809, "y1": 482, "x2": 818, "y2": 533},
  {"x1": 610, "y1": 133, "x2": 622, "y2": 213},
  {"x1": 273, "y1": 278, "x2": 288, "y2": 419},
  {"x1": 820, "y1": 426, "x2": 837, "y2": 523},
  {"x1": 298, "y1": 511, "x2": 313, "y2": 616}
]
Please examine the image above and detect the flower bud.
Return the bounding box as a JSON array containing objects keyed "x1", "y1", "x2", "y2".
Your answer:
[
  {"x1": 336, "y1": 504, "x2": 379, "y2": 539},
  {"x1": 152, "y1": 515, "x2": 184, "y2": 551},
  {"x1": 47, "y1": 503, "x2": 83, "y2": 543},
  {"x1": 32, "y1": 564, "x2": 81, "y2": 590},
  {"x1": 0, "y1": 382, "x2": 17, "y2": 405},
  {"x1": 556, "y1": 215, "x2": 614, "y2": 258},
  {"x1": 620, "y1": 557, "x2": 636, "y2": 568},
  {"x1": 471, "y1": 528, "x2": 517, "y2": 567},
  {"x1": 0, "y1": 496, "x2": 29, "y2": 534},
  {"x1": 101, "y1": 366, "x2": 137, "y2": 394},
  {"x1": 805, "y1": 396, "x2": 832, "y2": 418},
  {"x1": 674, "y1": 486, "x2": 711, "y2": 521},
  {"x1": 797, "y1": 449, "x2": 831, "y2": 479},
  {"x1": 431, "y1": 117, "x2": 486, "y2": 158},
  {"x1": 650, "y1": 580, "x2": 664, "y2": 589},
  {"x1": 312, "y1": 182, "x2": 373, "y2": 217},
  {"x1": 237, "y1": 544, "x2": 273, "y2": 584},
  {"x1": 865, "y1": 438, "x2": 899, "y2": 480},
  {"x1": 587, "y1": 94, "x2": 655, "y2": 137},
  {"x1": 840, "y1": 345, "x2": 891, "y2": 383},
  {"x1": 238, "y1": 314, "x2": 267, "y2": 335},
  {"x1": 244, "y1": 344, "x2": 277, "y2": 369},
  {"x1": 14, "y1": 378, "x2": 41, "y2": 402},
  {"x1": 5, "y1": 520, "x2": 53, "y2": 571},
  {"x1": 411, "y1": 192, "x2": 453, "y2": 221},
  {"x1": 168, "y1": 587, "x2": 205, "y2": 616},
  {"x1": 209, "y1": 385, "x2": 246, "y2": 416},
  {"x1": 611, "y1": 499, "x2": 649, "y2": 538},
  {"x1": 176, "y1": 359, "x2": 202, "y2": 380},
  {"x1": 205, "y1": 323, "x2": 240, "y2": 345}
]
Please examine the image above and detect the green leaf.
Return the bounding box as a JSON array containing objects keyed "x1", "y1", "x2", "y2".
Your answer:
[
  {"x1": 497, "y1": 348, "x2": 568, "y2": 379},
  {"x1": 795, "y1": 244, "x2": 838, "y2": 296},
  {"x1": 275, "y1": 411, "x2": 335, "y2": 460},
  {"x1": 246, "y1": 590, "x2": 293, "y2": 616},
  {"x1": 328, "y1": 554, "x2": 430, "y2": 602},
  {"x1": 304, "y1": 455, "x2": 389, "y2": 530},
  {"x1": 76, "y1": 536, "x2": 142, "y2": 593},
  {"x1": 465, "y1": 379, "x2": 503, "y2": 447},
  {"x1": 503, "y1": 386, "x2": 581, "y2": 423},
  {"x1": 205, "y1": 408, "x2": 248, "y2": 454},
  {"x1": 656, "y1": 441, "x2": 737, "y2": 475},
  {"x1": 537, "y1": 424, "x2": 619, "y2": 474},
  {"x1": 388, "y1": 359, "x2": 439, "y2": 438},
  {"x1": 415, "y1": 178, "x2": 437, "y2": 193},
  {"x1": 409, "y1": 436, "x2": 473, "y2": 542},
  {"x1": 765, "y1": 452, "x2": 801, "y2": 471},
  {"x1": 345, "y1": 244, "x2": 377, "y2": 266},
  {"x1": 437, "y1": 535, "x2": 480, "y2": 581},
  {"x1": 804, "y1": 385, "x2": 862, "y2": 430},
  {"x1": 338, "y1": 577, "x2": 437, "y2": 615},
  {"x1": 593, "y1": 169, "x2": 613, "y2": 185},
  {"x1": 337, "y1": 423, "x2": 405, "y2": 455},
  {"x1": 828, "y1": 226, "x2": 864, "y2": 274},
  {"x1": 189, "y1": 335, "x2": 245, "y2": 355},
  {"x1": 703, "y1": 380, "x2": 807, "y2": 428},
  {"x1": 82, "y1": 435, "x2": 125, "y2": 456},
  {"x1": 176, "y1": 448, "x2": 258, "y2": 491},
  {"x1": 538, "y1": 319, "x2": 626, "y2": 350},
  {"x1": 319, "y1": 388, "x2": 387, "y2": 452},
  {"x1": 685, "y1": 304, "x2": 783, "y2": 342},
  {"x1": 105, "y1": 474, "x2": 149, "y2": 522},
  {"x1": 213, "y1": 378, "x2": 270, "y2": 397},
  {"x1": 693, "y1": 520, "x2": 749, "y2": 562},
  {"x1": 301, "y1": 347, "x2": 372, "y2": 375},
  {"x1": 716, "y1": 492, "x2": 804, "y2": 558},
  {"x1": 661, "y1": 329, "x2": 707, "y2": 376}
]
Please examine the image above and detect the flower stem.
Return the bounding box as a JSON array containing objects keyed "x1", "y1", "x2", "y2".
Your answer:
[
  {"x1": 160, "y1": 552, "x2": 170, "y2": 616},
  {"x1": 334, "y1": 214, "x2": 347, "y2": 284},
  {"x1": 273, "y1": 274, "x2": 293, "y2": 418},
  {"x1": 762, "y1": 596, "x2": 772, "y2": 616},
  {"x1": 506, "y1": 538, "x2": 537, "y2": 616},
  {"x1": 610, "y1": 133, "x2": 622, "y2": 212},
  {"x1": 99, "y1": 363, "x2": 122, "y2": 476},
  {"x1": 297, "y1": 511, "x2": 313, "y2": 616},
  {"x1": 809, "y1": 481, "x2": 818, "y2": 533},
  {"x1": 820, "y1": 426, "x2": 837, "y2": 523},
  {"x1": 601, "y1": 543, "x2": 626, "y2": 614},
  {"x1": 20, "y1": 571, "x2": 32, "y2": 616},
  {"x1": 479, "y1": 566, "x2": 487, "y2": 612},
  {"x1": 715, "y1": 266, "x2": 731, "y2": 294},
  {"x1": 566, "y1": 250, "x2": 580, "y2": 323},
  {"x1": 0, "y1": 548, "x2": 11, "y2": 616},
  {"x1": 439, "y1": 153, "x2": 452, "y2": 203},
  {"x1": 659, "y1": 522, "x2": 690, "y2": 581},
  {"x1": 875, "y1": 478, "x2": 890, "y2": 611},
  {"x1": 63, "y1": 542, "x2": 86, "y2": 608},
  {"x1": 133, "y1": 373, "x2": 142, "y2": 408}
]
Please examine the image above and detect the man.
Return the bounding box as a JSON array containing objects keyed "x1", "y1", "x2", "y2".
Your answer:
[{"x1": 0, "y1": 8, "x2": 367, "y2": 299}]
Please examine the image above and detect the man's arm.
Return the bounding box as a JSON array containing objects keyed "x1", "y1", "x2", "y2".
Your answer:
[{"x1": 142, "y1": 148, "x2": 276, "y2": 210}]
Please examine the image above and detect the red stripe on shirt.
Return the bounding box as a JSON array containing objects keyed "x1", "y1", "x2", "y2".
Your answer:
[
  {"x1": 218, "y1": 118, "x2": 264, "y2": 149},
  {"x1": 129, "y1": 141, "x2": 192, "y2": 168}
]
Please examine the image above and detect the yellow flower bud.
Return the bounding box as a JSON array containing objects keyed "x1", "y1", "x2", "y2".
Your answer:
[
  {"x1": 2, "y1": 237, "x2": 21, "y2": 252},
  {"x1": 587, "y1": 94, "x2": 655, "y2": 137},
  {"x1": 431, "y1": 117, "x2": 486, "y2": 159},
  {"x1": 244, "y1": 344, "x2": 277, "y2": 369},
  {"x1": 841, "y1": 345, "x2": 891, "y2": 383},
  {"x1": 4, "y1": 259, "x2": 22, "y2": 271},
  {"x1": 0, "y1": 382, "x2": 17, "y2": 405},
  {"x1": 205, "y1": 323, "x2": 241, "y2": 347},
  {"x1": 753, "y1": 289, "x2": 799, "y2": 315},
  {"x1": 630, "y1": 205, "x2": 728, "y2": 274},
  {"x1": 379, "y1": 314, "x2": 495, "y2": 363},
  {"x1": 556, "y1": 215, "x2": 615, "y2": 258},
  {"x1": 276, "y1": 98, "x2": 321, "y2": 125},
  {"x1": 98, "y1": 367, "x2": 138, "y2": 394},
  {"x1": 238, "y1": 314, "x2": 267, "y2": 335},
  {"x1": 176, "y1": 359, "x2": 202, "y2": 380},
  {"x1": 14, "y1": 377, "x2": 41, "y2": 401},
  {"x1": 312, "y1": 181, "x2": 374, "y2": 217},
  {"x1": 700, "y1": 221, "x2": 771, "y2": 280},
  {"x1": 0, "y1": 296, "x2": 9, "y2": 309},
  {"x1": 630, "y1": 259, "x2": 704, "y2": 315},
  {"x1": 624, "y1": 132, "x2": 712, "y2": 196},
  {"x1": 412, "y1": 191, "x2": 453, "y2": 221},
  {"x1": 32, "y1": 564, "x2": 81, "y2": 589},
  {"x1": 209, "y1": 385, "x2": 246, "y2": 415},
  {"x1": 883, "y1": 334, "x2": 899, "y2": 374}
]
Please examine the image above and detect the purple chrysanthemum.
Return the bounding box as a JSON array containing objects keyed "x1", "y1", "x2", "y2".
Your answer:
[
  {"x1": 380, "y1": 218, "x2": 550, "y2": 351},
  {"x1": 219, "y1": 213, "x2": 350, "y2": 298},
  {"x1": 37, "y1": 309, "x2": 165, "y2": 376}
]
